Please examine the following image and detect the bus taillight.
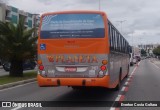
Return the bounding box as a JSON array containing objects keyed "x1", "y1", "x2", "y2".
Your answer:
[
  {"x1": 98, "y1": 65, "x2": 107, "y2": 77},
  {"x1": 39, "y1": 65, "x2": 44, "y2": 70},
  {"x1": 98, "y1": 60, "x2": 108, "y2": 77},
  {"x1": 100, "y1": 65, "x2": 106, "y2": 71}
]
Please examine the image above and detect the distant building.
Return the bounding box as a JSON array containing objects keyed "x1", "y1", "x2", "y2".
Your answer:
[
  {"x1": 0, "y1": 3, "x2": 40, "y2": 36},
  {"x1": 32, "y1": 14, "x2": 40, "y2": 37},
  {"x1": 138, "y1": 44, "x2": 160, "y2": 56}
]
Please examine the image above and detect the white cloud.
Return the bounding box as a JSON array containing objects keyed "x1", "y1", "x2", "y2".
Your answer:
[{"x1": 3, "y1": 0, "x2": 160, "y2": 45}]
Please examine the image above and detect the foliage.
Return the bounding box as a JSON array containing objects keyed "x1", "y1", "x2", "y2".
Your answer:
[
  {"x1": 0, "y1": 17, "x2": 37, "y2": 77},
  {"x1": 0, "y1": 71, "x2": 36, "y2": 85},
  {"x1": 141, "y1": 49, "x2": 147, "y2": 56},
  {"x1": 153, "y1": 46, "x2": 160, "y2": 56}
]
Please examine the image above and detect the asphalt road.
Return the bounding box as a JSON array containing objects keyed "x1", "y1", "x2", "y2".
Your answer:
[
  {"x1": 0, "y1": 59, "x2": 160, "y2": 110},
  {"x1": 121, "y1": 59, "x2": 160, "y2": 110}
]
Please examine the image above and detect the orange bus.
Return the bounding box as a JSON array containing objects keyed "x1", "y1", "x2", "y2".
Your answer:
[{"x1": 37, "y1": 11, "x2": 130, "y2": 90}]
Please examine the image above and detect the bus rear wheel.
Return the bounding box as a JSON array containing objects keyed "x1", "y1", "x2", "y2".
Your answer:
[
  {"x1": 114, "y1": 79, "x2": 120, "y2": 91},
  {"x1": 114, "y1": 69, "x2": 122, "y2": 91},
  {"x1": 71, "y1": 86, "x2": 82, "y2": 90}
]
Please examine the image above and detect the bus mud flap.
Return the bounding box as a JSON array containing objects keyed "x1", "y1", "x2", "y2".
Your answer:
[
  {"x1": 82, "y1": 80, "x2": 86, "y2": 86},
  {"x1": 57, "y1": 79, "x2": 61, "y2": 86}
]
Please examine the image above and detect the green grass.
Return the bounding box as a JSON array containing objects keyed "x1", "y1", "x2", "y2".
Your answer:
[{"x1": 0, "y1": 71, "x2": 37, "y2": 85}]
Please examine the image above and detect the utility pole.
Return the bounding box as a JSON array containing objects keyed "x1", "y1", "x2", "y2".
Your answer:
[{"x1": 116, "y1": 20, "x2": 126, "y2": 34}]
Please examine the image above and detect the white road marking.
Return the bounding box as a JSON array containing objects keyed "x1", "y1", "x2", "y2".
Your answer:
[
  {"x1": 124, "y1": 82, "x2": 129, "y2": 86},
  {"x1": 115, "y1": 95, "x2": 121, "y2": 101},
  {"x1": 110, "y1": 107, "x2": 117, "y2": 110},
  {"x1": 110, "y1": 64, "x2": 139, "y2": 110},
  {"x1": 121, "y1": 87, "x2": 125, "y2": 91},
  {"x1": 130, "y1": 66, "x2": 137, "y2": 76},
  {"x1": 0, "y1": 82, "x2": 36, "y2": 92},
  {"x1": 129, "y1": 75, "x2": 132, "y2": 78},
  {"x1": 11, "y1": 106, "x2": 22, "y2": 110},
  {"x1": 127, "y1": 78, "x2": 130, "y2": 81},
  {"x1": 1, "y1": 82, "x2": 37, "y2": 110}
]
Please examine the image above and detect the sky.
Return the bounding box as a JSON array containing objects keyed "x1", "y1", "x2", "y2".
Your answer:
[{"x1": 1, "y1": 0, "x2": 160, "y2": 46}]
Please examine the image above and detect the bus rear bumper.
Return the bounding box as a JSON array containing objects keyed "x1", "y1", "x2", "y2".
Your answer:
[{"x1": 37, "y1": 74, "x2": 110, "y2": 88}]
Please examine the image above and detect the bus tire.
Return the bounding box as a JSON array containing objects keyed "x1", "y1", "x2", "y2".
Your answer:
[
  {"x1": 114, "y1": 68, "x2": 122, "y2": 91},
  {"x1": 71, "y1": 86, "x2": 81, "y2": 90}
]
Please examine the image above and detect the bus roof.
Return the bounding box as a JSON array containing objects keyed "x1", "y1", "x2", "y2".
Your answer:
[{"x1": 41, "y1": 10, "x2": 107, "y2": 18}]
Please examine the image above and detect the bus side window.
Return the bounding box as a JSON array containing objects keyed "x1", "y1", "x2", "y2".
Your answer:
[
  {"x1": 125, "y1": 42, "x2": 128, "y2": 53},
  {"x1": 111, "y1": 26, "x2": 113, "y2": 50},
  {"x1": 124, "y1": 39, "x2": 126, "y2": 53},
  {"x1": 121, "y1": 37, "x2": 123, "y2": 53},
  {"x1": 111, "y1": 27, "x2": 115, "y2": 51},
  {"x1": 123, "y1": 38, "x2": 125, "y2": 53},
  {"x1": 116, "y1": 32, "x2": 118, "y2": 51},
  {"x1": 108, "y1": 23, "x2": 113, "y2": 50},
  {"x1": 119, "y1": 35, "x2": 122, "y2": 53},
  {"x1": 124, "y1": 41, "x2": 126, "y2": 53},
  {"x1": 125, "y1": 41, "x2": 127, "y2": 53},
  {"x1": 114, "y1": 30, "x2": 117, "y2": 51},
  {"x1": 127, "y1": 43, "x2": 129, "y2": 53},
  {"x1": 117, "y1": 33, "x2": 120, "y2": 52},
  {"x1": 119, "y1": 34, "x2": 121, "y2": 52}
]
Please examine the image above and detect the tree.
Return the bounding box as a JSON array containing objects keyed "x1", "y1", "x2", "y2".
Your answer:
[
  {"x1": 0, "y1": 17, "x2": 37, "y2": 77},
  {"x1": 153, "y1": 46, "x2": 160, "y2": 56},
  {"x1": 141, "y1": 49, "x2": 147, "y2": 56}
]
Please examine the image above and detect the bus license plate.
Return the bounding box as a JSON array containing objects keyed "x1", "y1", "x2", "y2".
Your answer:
[{"x1": 65, "y1": 67, "x2": 77, "y2": 72}]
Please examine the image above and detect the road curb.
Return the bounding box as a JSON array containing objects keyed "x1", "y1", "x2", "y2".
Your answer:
[{"x1": 0, "y1": 78, "x2": 36, "y2": 90}]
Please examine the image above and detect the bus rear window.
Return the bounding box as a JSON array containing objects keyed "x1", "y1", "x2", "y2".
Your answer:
[{"x1": 40, "y1": 13, "x2": 105, "y2": 39}]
